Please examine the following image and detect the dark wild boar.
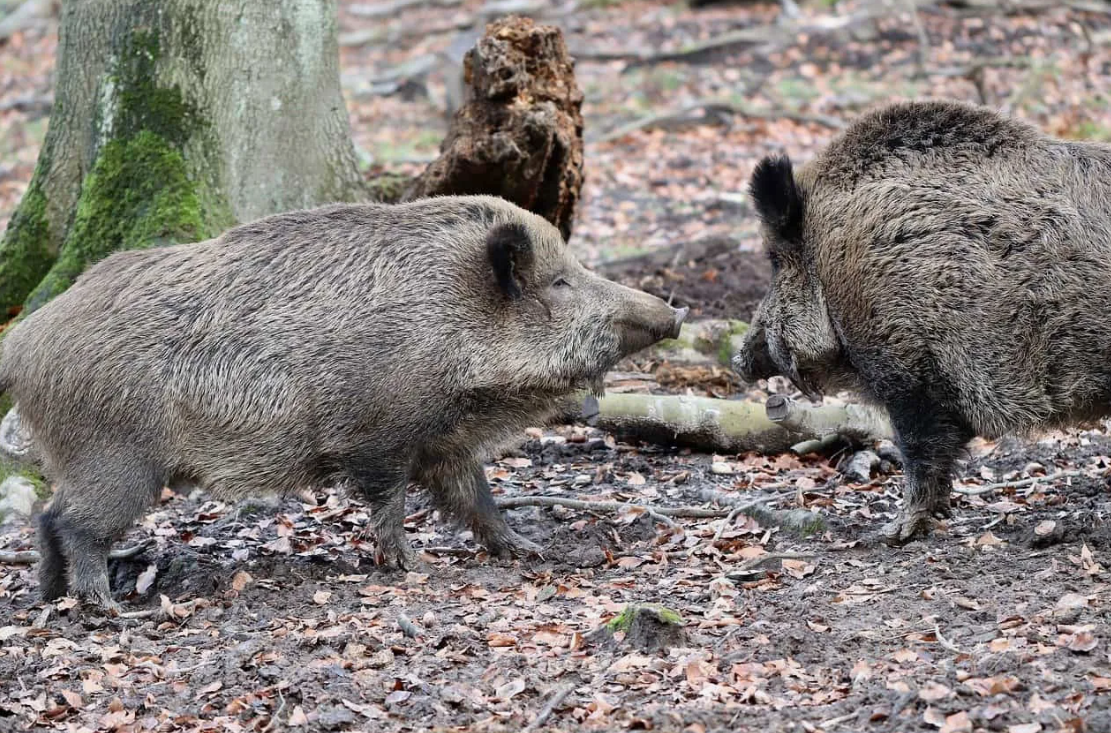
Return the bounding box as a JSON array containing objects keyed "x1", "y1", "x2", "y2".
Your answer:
[
  {"x1": 0, "y1": 195, "x2": 687, "y2": 610},
  {"x1": 732, "y1": 99, "x2": 1111, "y2": 544}
]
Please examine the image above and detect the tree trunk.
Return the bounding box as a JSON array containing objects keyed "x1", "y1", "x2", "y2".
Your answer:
[{"x1": 0, "y1": 0, "x2": 364, "y2": 314}]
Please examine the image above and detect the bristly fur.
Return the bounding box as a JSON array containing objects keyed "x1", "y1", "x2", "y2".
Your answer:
[
  {"x1": 732, "y1": 98, "x2": 1111, "y2": 544},
  {"x1": 0, "y1": 194, "x2": 684, "y2": 606},
  {"x1": 748, "y1": 153, "x2": 804, "y2": 248},
  {"x1": 486, "y1": 222, "x2": 534, "y2": 299}
]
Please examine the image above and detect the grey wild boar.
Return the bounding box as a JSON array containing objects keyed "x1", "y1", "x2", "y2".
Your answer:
[
  {"x1": 733, "y1": 99, "x2": 1111, "y2": 545},
  {"x1": 0, "y1": 195, "x2": 687, "y2": 610}
]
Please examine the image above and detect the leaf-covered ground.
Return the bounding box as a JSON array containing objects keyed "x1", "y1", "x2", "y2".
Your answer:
[{"x1": 1, "y1": 1, "x2": 1110, "y2": 731}]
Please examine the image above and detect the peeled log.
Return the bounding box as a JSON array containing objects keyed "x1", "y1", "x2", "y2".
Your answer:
[
  {"x1": 572, "y1": 392, "x2": 895, "y2": 455},
  {"x1": 582, "y1": 393, "x2": 795, "y2": 454},
  {"x1": 765, "y1": 394, "x2": 894, "y2": 443},
  {"x1": 402, "y1": 15, "x2": 584, "y2": 240}
]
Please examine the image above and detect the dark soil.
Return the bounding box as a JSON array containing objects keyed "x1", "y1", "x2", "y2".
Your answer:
[
  {"x1": 1, "y1": 426, "x2": 1108, "y2": 732},
  {"x1": 602, "y1": 243, "x2": 772, "y2": 321}
]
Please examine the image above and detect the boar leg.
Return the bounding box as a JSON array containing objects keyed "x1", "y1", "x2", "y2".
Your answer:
[
  {"x1": 38, "y1": 465, "x2": 162, "y2": 611},
  {"x1": 420, "y1": 461, "x2": 542, "y2": 559},
  {"x1": 347, "y1": 462, "x2": 419, "y2": 570},
  {"x1": 882, "y1": 403, "x2": 973, "y2": 545}
]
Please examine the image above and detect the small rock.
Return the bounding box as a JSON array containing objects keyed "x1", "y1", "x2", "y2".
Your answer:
[
  {"x1": 0, "y1": 407, "x2": 34, "y2": 461},
  {"x1": 840, "y1": 450, "x2": 880, "y2": 484},
  {"x1": 0, "y1": 476, "x2": 37, "y2": 519}
]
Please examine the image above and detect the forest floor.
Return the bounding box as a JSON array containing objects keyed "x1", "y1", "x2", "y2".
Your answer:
[{"x1": 1, "y1": 1, "x2": 1110, "y2": 732}]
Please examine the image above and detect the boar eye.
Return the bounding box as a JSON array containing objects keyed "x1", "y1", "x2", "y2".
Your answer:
[
  {"x1": 552, "y1": 276, "x2": 571, "y2": 288},
  {"x1": 768, "y1": 251, "x2": 782, "y2": 273}
]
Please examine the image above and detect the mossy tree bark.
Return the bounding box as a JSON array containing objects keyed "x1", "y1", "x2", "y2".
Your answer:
[{"x1": 0, "y1": 0, "x2": 364, "y2": 314}]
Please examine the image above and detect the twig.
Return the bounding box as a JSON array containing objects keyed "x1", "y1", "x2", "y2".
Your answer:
[
  {"x1": 523, "y1": 683, "x2": 576, "y2": 732},
  {"x1": 712, "y1": 505, "x2": 746, "y2": 544},
  {"x1": 0, "y1": 540, "x2": 151, "y2": 565},
  {"x1": 952, "y1": 470, "x2": 1083, "y2": 496},
  {"x1": 903, "y1": 0, "x2": 931, "y2": 78},
  {"x1": 495, "y1": 495, "x2": 732, "y2": 519},
  {"x1": 933, "y1": 623, "x2": 962, "y2": 654},
  {"x1": 262, "y1": 687, "x2": 286, "y2": 733}
]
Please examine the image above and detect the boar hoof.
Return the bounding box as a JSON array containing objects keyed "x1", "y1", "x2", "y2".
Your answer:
[
  {"x1": 375, "y1": 542, "x2": 421, "y2": 571},
  {"x1": 880, "y1": 511, "x2": 940, "y2": 546},
  {"x1": 483, "y1": 529, "x2": 543, "y2": 560}
]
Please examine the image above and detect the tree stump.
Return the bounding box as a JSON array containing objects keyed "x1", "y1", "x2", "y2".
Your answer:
[{"x1": 403, "y1": 15, "x2": 585, "y2": 241}]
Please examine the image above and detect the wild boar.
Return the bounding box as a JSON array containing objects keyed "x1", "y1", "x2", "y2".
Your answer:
[
  {"x1": 732, "y1": 99, "x2": 1111, "y2": 544},
  {"x1": 0, "y1": 195, "x2": 687, "y2": 610}
]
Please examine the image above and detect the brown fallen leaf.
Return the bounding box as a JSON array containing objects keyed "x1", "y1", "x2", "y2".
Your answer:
[
  {"x1": 1064, "y1": 630, "x2": 1098, "y2": 653},
  {"x1": 487, "y1": 633, "x2": 517, "y2": 648},
  {"x1": 1007, "y1": 723, "x2": 1042, "y2": 733},
  {"x1": 231, "y1": 571, "x2": 252, "y2": 592},
  {"x1": 58, "y1": 689, "x2": 82, "y2": 709},
  {"x1": 1034, "y1": 520, "x2": 1056, "y2": 536},
  {"x1": 918, "y1": 682, "x2": 953, "y2": 702},
  {"x1": 940, "y1": 711, "x2": 972, "y2": 733},
  {"x1": 782, "y1": 558, "x2": 816, "y2": 579}
]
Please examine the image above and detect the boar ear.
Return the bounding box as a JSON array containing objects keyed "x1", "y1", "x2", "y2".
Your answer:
[
  {"x1": 486, "y1": 222, "x2": 535, "y2": 299},
  {"x1": 749, "y1": 153, "x2": 804, "y2": 249}
]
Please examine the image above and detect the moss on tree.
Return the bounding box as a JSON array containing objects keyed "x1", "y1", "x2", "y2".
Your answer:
[
  {"x1": 18, "y1": 26, "x2": 232, "y2": 315},
  {"x1": 24, "y1": 132, "x2": 212, "y2": 310},
  {"x1": 0, "y1": 175, "x2": 55, "y2": 313}
]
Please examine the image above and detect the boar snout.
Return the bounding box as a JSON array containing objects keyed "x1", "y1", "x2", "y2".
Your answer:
[
  {"x1": 732, "y1": 323, "x2": 780, "y2": 385},
  {"x1": 668, "y1": 306, "x2": 689, "y2": 339},
  {"x1": 612, "y1": 287, "x2": 688, "y2": 355}
]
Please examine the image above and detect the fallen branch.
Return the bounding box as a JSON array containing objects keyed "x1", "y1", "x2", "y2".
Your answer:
[
  {"x1": 579, "y1": 391, "x2": 894, "y2": 455},
  {"x1": 0, "y1": 540, "x2": 151, "y2": 565},
  {"x1": 952, "y1": 469, "x2": 1083, "y2": 496},
  {"x1": 590, "y1": 99, "x2": 844, "y2": 144},
  {"x1": 582, "y1": 392, "x2": 795, "y2": 454},
  {"x1": 594, "y1": 235, "x2": 740, "y2": 278},
  {"x1": 765, "y1": 394, "x2": 894, "y2": 443},
  {"x1": 633, "y1": 318, "x2": 750, "y2": 370}
]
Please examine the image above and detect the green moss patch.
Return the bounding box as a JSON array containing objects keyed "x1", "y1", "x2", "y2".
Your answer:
[
  {"x1": 24, "y1": 131, "x2": 208, "y2": 311},
  {"x1": 607, "y1": 603, "x2": 684, "y2": 632},
  {"x1": 21, "y1": 25, "x2": 230, "y2": 314},
  {"x1": 0, "y1": 177, "x2": 55, "y2": 312}
]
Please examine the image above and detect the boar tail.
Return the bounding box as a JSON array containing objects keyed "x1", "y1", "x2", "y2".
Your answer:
[{"x1": 749, "y1": 153, "x2": 805, "y2": 248}]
